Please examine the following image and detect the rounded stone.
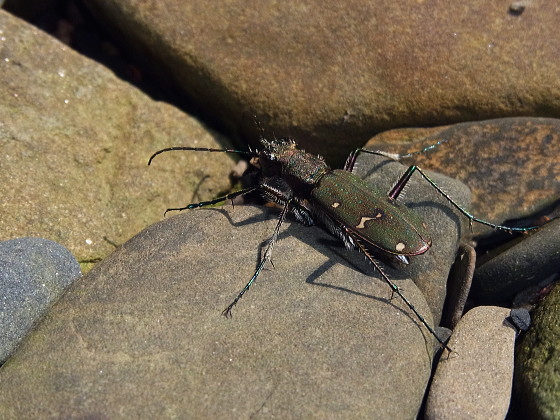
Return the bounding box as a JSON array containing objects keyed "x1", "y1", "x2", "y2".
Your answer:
[
  {"x1": 0, "y1": 155, "x2": 468, "y2": 418},
  {"x1": 514, "y1": 282, "x2": 560, "y2": 419},
  {"x1": 425, "y1": 306, "x2": 517, "y2": 420}
]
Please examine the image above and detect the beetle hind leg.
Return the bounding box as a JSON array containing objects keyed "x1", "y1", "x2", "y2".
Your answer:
[
  {"x1": 344, "y1": 139, "x2": 448, "y2": 172},
  {"x1": 345, "y1": 228, "x2": 453, "y2": 352},
  {"x1": 389, "y1": 165, "x2": 540, "y2": 234}
]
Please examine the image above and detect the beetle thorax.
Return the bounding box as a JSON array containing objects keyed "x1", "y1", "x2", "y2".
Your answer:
[{"x1": 259, "y1": 138, "x2": 331, "y2": 186}]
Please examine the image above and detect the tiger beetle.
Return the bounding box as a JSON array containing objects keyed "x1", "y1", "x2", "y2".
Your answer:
[{"x1": 148, "y1": 130, "x2": 539, "y2": 352}]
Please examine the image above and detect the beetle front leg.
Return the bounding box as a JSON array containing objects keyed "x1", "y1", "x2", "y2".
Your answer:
[
  {"x1": 161, "y1": 185, "x2": 259, "y2": 216},
  {"x1": 222, "y1": 197, "x2": 293, "y2": 317},
  {"x1": 260, "y1": 177, "x2": 315, "y2": 226},
  {"x1": 222, "y1": 178, "x2": 314, "y2": 316}
]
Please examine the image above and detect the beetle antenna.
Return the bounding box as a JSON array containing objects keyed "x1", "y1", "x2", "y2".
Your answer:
[
  {"x1": 253, "y1": 116, "x2": 266, "y2": 142},
  {"x1": 148, "y1": 146, "x2": 257, "y2": 166}
]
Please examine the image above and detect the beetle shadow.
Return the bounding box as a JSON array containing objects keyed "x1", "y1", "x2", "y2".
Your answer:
[
  {"x1": 207, "y1": 204, "x2": 425, "y2": 294},
  {"x1": 221, "y1": 208, "x2": 425, "y2": 308},
  {"x1": 293, "y1": 229, "x2": 437, "y2": 355},
  {"x1": 409, "y1": 200, "x2": 464, "y2": 236},
  {"x1": 203, "y1": 206, "x2": 279, "y2": 227},
  {"x1": 204, "y1": 205, "x2": 439, "y2": 354},
  {"x1": 357, "y1": 156, "x2": 394, "y2": 178},
  {"x1": 290, "y1": 227, "x2": 442, "y2": 356},
  {"x1": 288, "y1": 225, "x2": 413, "y2": 294}
]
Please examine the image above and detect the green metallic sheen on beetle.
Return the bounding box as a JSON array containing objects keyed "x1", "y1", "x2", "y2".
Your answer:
[{"x1": 311, "y1": 170, "x2": 431, "y2": 256}]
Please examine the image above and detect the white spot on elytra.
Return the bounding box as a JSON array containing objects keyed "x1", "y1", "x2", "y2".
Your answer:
[
  {"x1": 395, "y1": 242, "x2": 406, "y2": 252},
  {"x1": 356, "y1": 217, "x2": 374, "y2": 229},
  {"x1": 331, "y1": 202, "x2": 340, "y2": 208}
]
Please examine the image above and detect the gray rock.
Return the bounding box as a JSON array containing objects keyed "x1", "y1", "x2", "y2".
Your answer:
[
  {"x1": 472, "y1": 217, "x2": 560, "y2": 302},
  {"x1": 509, "y1": 308, "x2": 531, "y2": 332},
  {"x1": 514, "y1": 282, "x2": 560, "y2": 419},
  {"x1": 0, "y1": 10, "x2": 233, "y2": 269},
  {"x1": 441, "y1": 242, "x2": 476, "y2": 330},
  {"x1": 81, "y1": 1, "x2": 560, "y2": 162},
  {"x1": 0, "y1": 237, "x2": 81, "y2": 363},
  {"x1": 0, "y1": 156, "x2": 468, "y2": 418},
  {"x1": 425, "y1": 306, "x2": 517, "y2": 420}
]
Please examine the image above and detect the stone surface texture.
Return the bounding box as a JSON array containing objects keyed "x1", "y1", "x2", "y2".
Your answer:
[
  {"x1": 0, "y1": 10, "x2": 233, "y2": 267},
  {"x1": 0, "y1": 154, "x2": 469, "y2": 418},
  {"x1": 0, "y1": 237, "x2": 81, "y2": 362},
  {"x1": 515, "y1": 282, "x2": 560, "y2": 419},
  {"x1": 426, "y1": 306, "x2": 517, "y2": 420},
  {"x1": 81, "y1": 1, "x2": 560, "y2": 161}
]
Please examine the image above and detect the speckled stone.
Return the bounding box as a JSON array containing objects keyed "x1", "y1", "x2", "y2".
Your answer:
[
  {"x1": 364, "y1": 117, "x2": 560, "y2": 235},
  {"x1": 0, "y1": 237, "x2": 81, "y2": 363},
  {"x1": 0, "y1": 10, "x2": 233, "y2": 268}
]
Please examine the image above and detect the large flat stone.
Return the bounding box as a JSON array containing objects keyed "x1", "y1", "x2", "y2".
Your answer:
[
  {"x1": 0, "y1": 10, "x2": 233, "y2": 267},
  {"x1": 81, "y1": 1, "x2": 560, "y2": 161},
  {"x1": 0, "y1": 153, "x2": 469, "y2": 418}
]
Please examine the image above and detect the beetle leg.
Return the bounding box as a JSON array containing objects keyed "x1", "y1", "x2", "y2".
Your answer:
[
  {"x1": 260, "y1": 177, "x2": 315, "y2": 226},
  {"x1": 162, "y1": 185, "x2": 259, "y2": 216},
  {"x1": 223, "y1": 177, "x2": 314, "y2": 316},
  {"x1": 343, "y1": 149, "x2": 360, "y2": 172},
  {"x1": 345, "y1": 139, "x2": 449, "y2": 172},
  {"x1": 346, "y1": 228, "x2": 453, "y2": 353},
  {"x1": 222, "y1": 197, "x2": 293, "y2": 317},
  {"x1": 391, "y1": 166, "x2": 540, "y2": 234}
]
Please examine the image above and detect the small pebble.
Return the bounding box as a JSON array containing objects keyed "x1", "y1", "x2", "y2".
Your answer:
[
  {"x1": 509, "y1": 1, "x2": 529, "y2": 15},
  {"x1": 509, "y1": 308, "x2": 531, "y2": 332}
]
